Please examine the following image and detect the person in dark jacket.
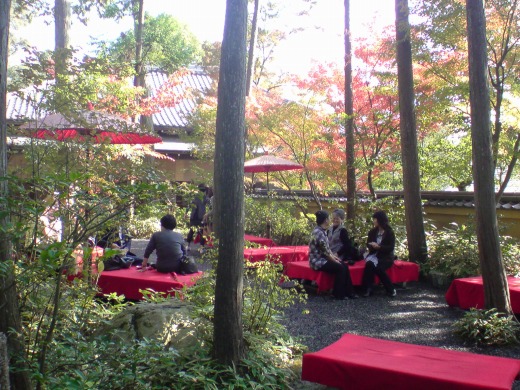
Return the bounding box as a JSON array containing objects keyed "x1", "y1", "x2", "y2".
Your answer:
[
  {"x1": 309, "y1": 210, "x2": 357, "y2": 300},
  {"x1": 328, "y1": 209, "x2": 359, "y2": 262},
  {"x1": 361, "y1": 210, "x2": 397, "y2": 297},
  {"x1": 186, "y1": 183, "x2": 208, "y2": 250},
  {"x1": 141, "y1": 214, "x2": 186, "y2": 273}
]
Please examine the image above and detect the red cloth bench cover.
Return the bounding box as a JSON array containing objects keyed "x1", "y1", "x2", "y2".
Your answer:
[
  {"x1": 244, "y1": 246, "x2": 309, "y2": 267},
  {"x1": 285, "y1": 260, "x2": 419, "y2": 292},
  {"x1": 446, "y1": 276, "x2": 520, "y2": 314},
  {"x1": 302, "y1": 333, "x2": 520, "y2": 390},
  {"x1": 97, "y1": 267, "x2": 203, "y2": 300},
  {"x1": 244, "y1": 234, "x2": 276, "y2": 247}
]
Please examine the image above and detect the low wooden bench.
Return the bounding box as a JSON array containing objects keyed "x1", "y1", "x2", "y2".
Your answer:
[
  {"x1": 302, "y1": 333, "x2": 520, "y2": 390},
  {"x1": 285, "y1": 260, "x2": 419, "y2": 293}
]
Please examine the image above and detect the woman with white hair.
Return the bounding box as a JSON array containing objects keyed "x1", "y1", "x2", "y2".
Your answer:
[{"x1": 328, "y1": 209, "x2": 359, "y2": 262}]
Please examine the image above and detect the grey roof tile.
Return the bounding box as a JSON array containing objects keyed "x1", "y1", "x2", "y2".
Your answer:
[{"x1": 7, "y1": 69, "x2": 213, "y2": 133}]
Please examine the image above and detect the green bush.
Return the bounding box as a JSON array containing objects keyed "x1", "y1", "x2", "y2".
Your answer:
[
  {"x1": 426, "y1": 222, "x2": 520, "y2": 278},
  {"x1": 244, "y1": 196, "x2": 313, "y2": 245},
  {"x1": 453, "y1": 308, "x2": 520, "y2": 346},
  {"x1": 33, "y1": 245, "x2": 305, "y2": 389}
]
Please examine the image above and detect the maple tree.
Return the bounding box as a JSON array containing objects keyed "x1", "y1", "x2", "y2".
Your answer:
[{"x1": 414, "y1": 0, "x2": 520, "y2": 197}]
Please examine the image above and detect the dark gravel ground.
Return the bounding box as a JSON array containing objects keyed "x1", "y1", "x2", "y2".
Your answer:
[{"x1": 131, "y1": 239, "x2": 520, "y2": 389}]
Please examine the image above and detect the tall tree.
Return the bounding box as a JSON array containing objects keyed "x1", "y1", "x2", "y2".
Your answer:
[
  {"x1": 465, "y1": 0, "x2": 511, "y2": 314},
  {"x1": 54, "y1": 0, "x2": 71, "y2": 76},
  {"x1": 213, "y1": 0, "x2": 248, "y2": 365},
  {"x1": 395, "y1": 0, "x2": 428, "y2": 263},
  {"x1": 246, "y1": 0, "x2": 260, "y2": 96},
  {"x1": 0, "y1": 1, "x2": 32, "y2": 388},
  {"x1": 344, "y1": 0, "x2": 355, "y2": 220},
  {"x1": 414, "y1": 0, "x2": 520, "y2": 198},
  {"x1": 132, "y1": 0, "x2": 144, "y2": 88}
]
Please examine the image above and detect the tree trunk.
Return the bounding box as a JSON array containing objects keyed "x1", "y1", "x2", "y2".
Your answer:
[
  {"x1": 395, "y1": 0, "x2": 428, "y2": 264},
  {"x1": 466, "y1": 0, "x2": 511, "y2": 314},
  {"x1": 213, "y1": 0, "x2": 248, "y2": 365},
  {"x1": 0, "y1": 333, "x2": 9, "y2": 390},
  {"x1": 133, "y1": 0, "x2": 145, "y2": 89},
  {"x1": 344, "y1": 0, "x2": 356, "y2": 221},
  {"x1": 54, "y1": 0, "x2": 71, "y2": 86},
  {"x1": 0, "y1": 1, "x2": 33, "y2": 388},
  {"x1": 246, "y1": 0, "x2": 260, "y2": 96}
]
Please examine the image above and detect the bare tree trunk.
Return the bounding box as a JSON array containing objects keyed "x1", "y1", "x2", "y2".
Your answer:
[
  {"x1": 344, "y1": 0, "x2": 356, "y2": 221},
  {"x1": 466, "y1": 0, "x2": 511, "y2": 314},
  {"x1": 395, "y1": 0, "x2": 428, "y2": 263},
  {"x1": 0, "y1": 1, "x2": 32, "y2": 388},
  {"x1": 496, "y1": 132, "x2": 520, "y2": 202},
  {"x1": 0, "y1": 334, "x2": 9, "y2": 390},
  {"x1": 54, "y1": 0, "x2": 71, "y2": 85},
  {"x1": 246, "y1": 0, "x2": 260, "y2": 96},
  {"x1": 213, "y1": 0, "x2": 248, "y2": 365},
  {"x1": 133, "y1": 0, "x2": 145, "y2": 89}
]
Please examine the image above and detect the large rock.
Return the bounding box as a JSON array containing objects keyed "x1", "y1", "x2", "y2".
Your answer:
[{"x1": 95, "y1": 300, "x2": 198, "y2": 350}]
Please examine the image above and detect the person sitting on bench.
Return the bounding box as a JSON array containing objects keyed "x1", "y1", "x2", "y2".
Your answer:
[
  {"x1": 141, "y1": 214, "x2": 186, "y2": 273},
  {"x1": 362, "y1": 210, "x2": 396, "y2": 297},
  {"x1": 309, "y1": 210, "x2": 357, "y2": 300},
  {"x1": 328, "y1": 208, "x2": 360, "y2": 263}
]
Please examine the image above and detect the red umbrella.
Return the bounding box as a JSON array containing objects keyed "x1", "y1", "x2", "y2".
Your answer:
[
  {"x1": 244, "y1": 154, "x2": 303, "y2": 189},
  {"x1": 20, "y1": 110, "x2": 162, "y2": 144},
  {"x1": 244, "y1": 154, "x2": 303, "y2": 237}
]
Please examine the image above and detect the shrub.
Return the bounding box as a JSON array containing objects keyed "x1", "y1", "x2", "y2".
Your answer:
[
  {"x1": 244, "y1": 196, "x2": 312, "y2": 245},
  {"x1": 36, "y1": 245, "x2": 305, "y2": 389},
  {"x1": 426, "y1": 222, "x2": 520, "y2": 278},
  {"x1": 453, "y1": 308, "x2": 520, "y2": 346}
]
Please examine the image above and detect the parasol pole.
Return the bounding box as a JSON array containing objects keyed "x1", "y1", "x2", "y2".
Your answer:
[{"x1": 266, "y1": 170, "x2": 271, "y2": 238}]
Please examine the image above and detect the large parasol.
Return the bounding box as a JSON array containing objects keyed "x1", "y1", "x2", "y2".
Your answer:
[
  {"x1": 244, "y1": 154, "x2": 303, "y2": 237},
  {"x1": 20, "y1": 110, "x2": 162, "y2": 145},
  {"x1": 244, "y1": 154, "x2": 303, "y2": 190}
]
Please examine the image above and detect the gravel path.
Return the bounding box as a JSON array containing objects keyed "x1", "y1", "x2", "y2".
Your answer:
[{"x1": 130, "y1": 239, "x2": 520, "y2": 389}]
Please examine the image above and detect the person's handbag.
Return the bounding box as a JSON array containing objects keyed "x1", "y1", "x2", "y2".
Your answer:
[
  {"x1": 103, "y1": 254, "x2": 134, "y2": 271},
  {"x1": 179, "y1": 256, "x2": 198, "y2": 275}
]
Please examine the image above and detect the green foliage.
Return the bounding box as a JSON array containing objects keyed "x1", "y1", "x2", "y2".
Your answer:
[
  {"x1": 243, "y1": 260, "x2": 307, "y2": 334},
  {"x1": 426, "y1": 222, "x2": 520, "y2": 278},
  {"x1": 244, "y1": 196, "x2": 313, "y2": 245},
  {"x1": 102, "y1": 13, "x2": 201, "y2": 74},
  {"x1": 454, "y1": 308, "x2": 520, "y2": 347},
  {"x1": 29, "y1": 246, "x2": 304, "y2": 389},
  {"x1": 419, "y1": 130, "x2": 473, "y2": 191}
]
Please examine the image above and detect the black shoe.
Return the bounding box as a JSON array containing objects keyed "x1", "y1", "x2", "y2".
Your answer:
[
  {"x1": 347, "y1": 294, "x2": 359, "y2": 299},
  {"x1": 362, "y1": 289, "x2": 372, "y2": 298},
  {"x1": 387, "y1": 289, "x2": 397, "y2": 297}
]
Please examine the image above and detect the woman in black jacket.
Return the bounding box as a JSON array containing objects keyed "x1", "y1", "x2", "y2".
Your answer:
[{"x1": 362, "y1": 210, "x2": 396, "y2": 297}]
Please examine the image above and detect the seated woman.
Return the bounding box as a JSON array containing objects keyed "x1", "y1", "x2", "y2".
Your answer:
[
  {"x1": 309, "y1": 210, "x2": 357, "y2": 300},
  {"x1": 328, "y1": 208, "x2": 360, "y2": 263},
  {"x1": 141, "y1": 214, "x2": 186, "y2": 273},
  {"x1": 362, "y1": 210, "x2": 396, "y2": 297}
]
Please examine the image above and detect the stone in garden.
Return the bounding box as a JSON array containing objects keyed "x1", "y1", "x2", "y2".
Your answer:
[{"x1": 94, "y1": 300, "x2": 198, "y2": 350}]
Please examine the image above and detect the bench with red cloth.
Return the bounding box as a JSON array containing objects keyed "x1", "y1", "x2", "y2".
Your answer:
[
  {"x1": 243, "y1": 245, "x2": 309, "y2": 267},
  {"x1": 244, "y1": 234, "x2": 276, "y2": 247},
  {"x1": 302, "y1": 333, "x2": 520, "y2": 390},
  {"x1": 446, "y1": 276, "x2": 520, "y2": 314},
  {"x1": 285, "y1": 260, "x2": 419, "y2": 292},
  {"x1": 97, "y1": 267, "x2": 204, "y2": 300}
]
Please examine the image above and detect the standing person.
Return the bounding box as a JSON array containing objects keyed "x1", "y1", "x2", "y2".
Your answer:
[
  {"x1": 361, "y1": 210, "x2": 397, "y2": 297},
  {"x1": 141, "y1": 214, "x2": 186, "y2": 273},
  {"x1": 202, "y1": 186, "x2": 214, "y2": 237},
  {"x1": 309, "y1": 210, "x2": 358, "y2": 300},
  {"x1": 186, "y1": 183, "x2": 207, "y2": 251}
]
